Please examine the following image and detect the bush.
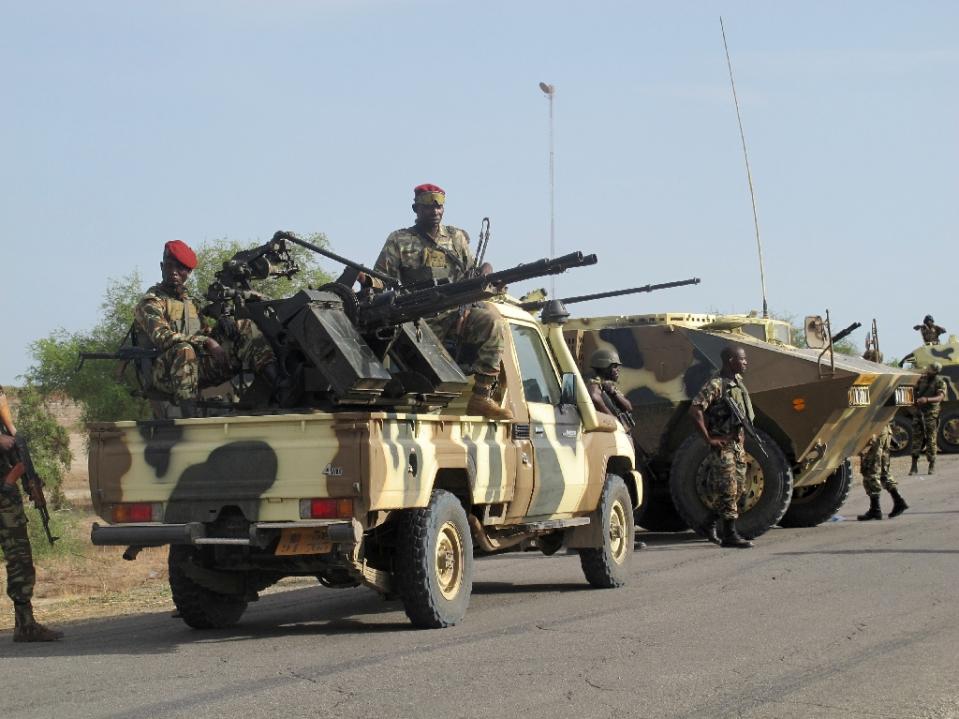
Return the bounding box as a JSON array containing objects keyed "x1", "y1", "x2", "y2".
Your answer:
[{"x1": 11, "y1": 386, "x2": 72, "y2": 509}]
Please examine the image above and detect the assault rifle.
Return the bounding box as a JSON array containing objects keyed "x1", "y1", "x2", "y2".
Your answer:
[
  {"x1": 519, "y1": 277, "x2": 701, "y2": 311},
  {"x1": 597, "y1": 382, "x2": 636, "y2": 430},
  {"x1": 723, "y1": 394, "x2": 767, "y2": 459},
  {"x1": 76, "y1": 346, "x2": 159, "y2": 372},
  {"x1": 2, "y1": 435, "x2": 58, "y2": 545}
]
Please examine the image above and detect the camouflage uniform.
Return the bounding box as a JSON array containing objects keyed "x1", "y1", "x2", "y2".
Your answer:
[
  {"x1": 911, "y1": 372, "x2": 948, "y2": 461},
  {"x1": 859, "y1": 423, "x2": 896, "y2": 495},
  {"x1": 373, "y1": 226, "x2": 506, "y2": 376},
  {"x1": 0, "y1": 387, "x2": 36, "y2": 624},
  {"x1": 918, "y1": 324, "x2": 945, "y2": 345},
  {"x1": 134, "y1": 284, "x2": 275, "y2": 400},
  {"x1": 691, "y1": 373, "x2": 754, "y2": 520}
]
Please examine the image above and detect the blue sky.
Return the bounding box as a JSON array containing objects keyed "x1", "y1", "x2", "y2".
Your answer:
[{"x1": 1, "y1": 1, "x2": 956, "y2": 383}]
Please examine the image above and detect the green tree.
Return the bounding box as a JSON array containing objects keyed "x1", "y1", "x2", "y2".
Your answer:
[
  {"x1": 24, "y1": 234, "x2": 334, "y2": 424},
  {"x1": 12, "y1": 386, "x2": 72, "y2": 509}
]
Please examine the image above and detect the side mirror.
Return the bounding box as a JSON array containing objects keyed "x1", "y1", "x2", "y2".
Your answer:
[
  {"x1": 804, "y1": 315, "x2": 827, "y2": 349},
  {"x1": 560, "y1": 372, "x2": 577, "y2": 406}
]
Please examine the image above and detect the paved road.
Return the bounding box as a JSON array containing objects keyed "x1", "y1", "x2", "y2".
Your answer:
[{"x1": 3, "y1": 457, "x2": 958, "y2": 719}]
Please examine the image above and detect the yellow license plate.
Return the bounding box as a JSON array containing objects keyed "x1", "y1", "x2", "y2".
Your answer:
[{"x1": 275, "y1": 528, "x2": 333, "y2": 556}]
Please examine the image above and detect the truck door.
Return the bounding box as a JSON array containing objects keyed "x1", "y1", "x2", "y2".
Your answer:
[{"x1": 509, "y1": 322, "x2": 588, "y2": 518}]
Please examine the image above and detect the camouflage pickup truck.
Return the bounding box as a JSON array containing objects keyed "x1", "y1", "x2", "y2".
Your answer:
[
  {"x1": 564, "y1": 312, "x2": 916, "y2": 539},
  {"x1": 89, "y1": 300, "x2": 639, "y2": 630}
]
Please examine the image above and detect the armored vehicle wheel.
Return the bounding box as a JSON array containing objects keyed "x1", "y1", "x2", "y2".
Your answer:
[
  {"x1": 579, "y1": 474, "x2": 634, "y2": 588},
  {"x1": 669, "y1": 429, "x2": 792, "y2": 540},
  {"x1": 937, "y1": 411, "x2": 959, "y2": 454},
  {"x1": 779, "y1": 460, "x2": 852, "y2": 528},
  {"x1": 889, "y1": 414, "x2": 913, "y2": 457},
  {"x1": 394, "y1": 489, "x2": 474, "y2": 629},
  {"x1": 168, "y1": 546, "x2": 248, "y2": 629},
  {"x1": 634, "y1": 473, "x2": 688, "y2": 532}
]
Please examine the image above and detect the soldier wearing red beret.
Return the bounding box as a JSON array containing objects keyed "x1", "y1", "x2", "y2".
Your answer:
[
  {"x1": 373, "y1": 185, "x2": 512, "y2": 420},
  {"x1": 134, "y1": 241, "x2": 282, "y2": 417}
]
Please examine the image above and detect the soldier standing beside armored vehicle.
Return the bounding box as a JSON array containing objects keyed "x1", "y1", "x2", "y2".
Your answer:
[
  {"x1": 913, "y1": 315, "x2": 946, "y2": 345},
  {"x1": 0, "y1": 387, "x2": 63, "y2": 642},
  {"x1": 688, "y1": 346, "x2": 754, "y2": 548},
  {"x1": 909, "y1": 361, "x2": 947, "y2": 475},
  {"x1": 587, "y1": 349, "x2": 632, "y2": 418},
  {"x1": 373, "y1": 184, "x2": 512, "y2": 420},
  {"x1": 135, "y1": 240, "x2": 282, "y2": 417},
  {"x1": 857, "y1": 425, "x2": 908, "y2": 521}
]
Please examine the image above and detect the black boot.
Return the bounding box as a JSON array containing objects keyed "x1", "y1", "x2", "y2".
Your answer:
[
  {"x1": 13, "y1": 603, "x2": 63, "y2": 643},
  {"x1": 857, "y1": 494, "x2": 883, "y2": 521},
  {"x1": 719, "y1": 517, "x2": 753, "y2": 548},
  {"x1": 928, "y1": 458, "x2": 936, "y2": 476},
  {"x1": 703, "y1": 514, "x2": 720, "y2": 546},
  {"x1": 888, "y1": 489, "x2": 909, "y2": 518},
  {"x1": 908, "y1": 456, "x2": 919, "y2": 475}
]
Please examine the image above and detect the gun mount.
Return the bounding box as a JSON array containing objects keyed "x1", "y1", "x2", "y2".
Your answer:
[{"x1": 202, "y1": 232, "x2": 597, "y2": 411}]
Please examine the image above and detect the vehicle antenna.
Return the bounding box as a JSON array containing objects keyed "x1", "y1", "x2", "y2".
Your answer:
[{"x1": 720, "y1": 17, "x2": 768, "y2": 319}]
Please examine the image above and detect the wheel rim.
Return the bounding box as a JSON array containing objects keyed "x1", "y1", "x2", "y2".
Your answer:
[
  {"x1": 696, "y1": 456, "x2": 765, "y2": 513},
  {"x1": 434, "y1": 521, "x2": 465, "y2": 600},
  {"x1": 942, "y1": 416, "x2": 959, "y2": 449},
  {"x1": 890, "y1": 424, "x2": 910, "y2": 453},
  {"x1": 608, "y1": 499, "x2": 629, "y2": 564}
]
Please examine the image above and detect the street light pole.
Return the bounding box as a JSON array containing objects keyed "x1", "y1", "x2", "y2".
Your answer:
[{"x1": 539, "y1": 81, "x2": 556, "y2": 295}]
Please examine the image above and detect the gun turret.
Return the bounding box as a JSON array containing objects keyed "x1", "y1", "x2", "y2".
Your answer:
[{"x1": 519, "y1": 277, "x2": 700, "y2": 312}]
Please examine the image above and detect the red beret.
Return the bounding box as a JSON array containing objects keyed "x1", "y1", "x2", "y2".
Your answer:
[
  {"x1": 163, "y1": 240, "x2": 197, "y2": 269},
  {"x1": 414, "y1": 183, "x2": 445, "y2": 197}
]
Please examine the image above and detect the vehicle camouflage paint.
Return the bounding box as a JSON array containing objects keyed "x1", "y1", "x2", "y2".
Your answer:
[
  {"x1": 891, "y1": 335, "x2": 959, "y2": 456},
  {"x1": 89, "y1": 300, "x2": 639, "y2": 630},
  {"x1": 563, "y1": 312, "x2": 917, "y2": 538}
]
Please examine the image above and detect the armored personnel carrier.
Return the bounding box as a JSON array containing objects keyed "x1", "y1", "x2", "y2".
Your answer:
[
  {"x1": 564, "y1": 311, "x2": 917, "y2": 539},
  {"x1": 87, "y1": 235, "x2": 639, "y2": 629},
  {"x1": 891, "y1": 335, "x2": 959, "y2": 455}
]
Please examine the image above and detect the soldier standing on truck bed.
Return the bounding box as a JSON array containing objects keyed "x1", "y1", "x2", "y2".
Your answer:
[
  {"x1": 134, "y1": 240, "x2": 283, "y2": 418},
  {"x1": 372, "y1": 184, "x2": 512, "y2": 421},
  {"x1": 688, "y1": 346, "x2": 755, "y2": 549},
  {"x1": 0, "y1": 387, "x2": 63, "y2": 642},
  {"x1": 587, "y1": 349, "x2": 633, "y2": 419},
  {"x1": 913, "y1": 315, "x2": 946, "y2": 345},
  {"x1": 909, "y1": 361, "x2": 947, "y2": 476}
]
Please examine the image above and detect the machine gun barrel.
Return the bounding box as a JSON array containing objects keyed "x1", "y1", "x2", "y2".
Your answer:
[
  {"x1": 76, "y1": 347, "x2": 160, "y2": 371},
  {"x1": 519, "y1": 277, "x2": 700, "y2": 311},
  {"x1": 830, "y1": 321, "x2": 861, "y2": 346},
  {"x1": 358, "y1": 251, "x2": 598, "y2": 328},
  {"x1": 273, "y1": 231, "x2": 398, "y2": 287}
]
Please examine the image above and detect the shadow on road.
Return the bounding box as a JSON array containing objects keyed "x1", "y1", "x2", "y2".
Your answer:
[
  {"x1": 637, "y1": 530, "x2": 710, "y2": 548},
  {"x1": 472, "y1": 581, "x2": 590, "y2": 596},
  {"x1": 0, "y1": 585, "x2": 416, "y2": 659}
]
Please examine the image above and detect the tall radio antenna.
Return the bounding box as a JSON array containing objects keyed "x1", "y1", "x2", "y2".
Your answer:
[{"x1": 720, "y1": 16, "x2": 768, "y2": 319}]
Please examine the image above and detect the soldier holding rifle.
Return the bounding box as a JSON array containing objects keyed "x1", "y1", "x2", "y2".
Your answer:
[
  {"x1": 587, "y1": 349, "x2": 633, "y2": 427},
  {"x1": 688, "y1": 346, "x2": 755, "y2": 549},
  {"x1": 0, "y1": 386, "x2": 63, "y2": 642}
]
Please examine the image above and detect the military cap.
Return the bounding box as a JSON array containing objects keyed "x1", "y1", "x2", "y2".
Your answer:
[
  {"x1": 590, "y1": 348, "x2": 621, "y2": 369},
  {"x1": 414, "y1": 183, "x2": 446, "y2": 205},
  {"x1": 924, "y1": 314, "x2": 935, "y2": 323},
  {"x1": 164, "y1": 240, "x2": 197, "y2": 270},
  {"x1": 929, "y1": 362, "x2": 943, "y2": 373}
]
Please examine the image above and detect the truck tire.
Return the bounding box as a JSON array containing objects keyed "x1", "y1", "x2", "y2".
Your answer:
[
  {"x1": 669, "y1": 429, "x2": 792, "y2": 540},
  {"x1": 779, "y1": 460, "x2": 852, "y2": 528},
  {"x1": 890, "y1": 413, "x2": 913, "y2": 457},
  {"x1": 579, "y1": 474, "x2": 634, "y2": 588},
  {"x1": 937, "y1": 411, "x2": 959, "y2": 454},
  {"x1": 168, "y1": 546, "x2": 248, "y2": 629},
  {"x1": 395, "y1": 489, "x2": 474, "y2": 629}
]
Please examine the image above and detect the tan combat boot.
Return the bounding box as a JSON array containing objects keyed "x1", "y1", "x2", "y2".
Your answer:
[
  {"x1": 13, "y1": 603, "x2": 63, "y2": 643},
  {"x1": 466, "y1": 374, "x2": 514, "y2": 421}
]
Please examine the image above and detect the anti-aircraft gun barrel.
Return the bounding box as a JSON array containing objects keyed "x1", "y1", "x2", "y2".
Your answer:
[
  {"x1": 358, "y1": 251, "x2": 598, "y2": 328},
  {"x1": 519, "y1": 277, "x2": 701, "y2": 311},
  {"x1": 830, "y1": 321, "x2": 861, "y2": 346},
  {"x1": 273, "y1": 230, "x2": 398, "y2": 287}
]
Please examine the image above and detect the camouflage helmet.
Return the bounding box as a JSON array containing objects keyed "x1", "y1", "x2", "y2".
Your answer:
[
  {"x1": 924, "y1": 314, "x2": 935, "y2": 323},
  {"x1": 590, "y1": 348, "x2": 621, "y2": 369},
  {"x1": 929, "y1": 361, "x2": 943, "y2": 373}
]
